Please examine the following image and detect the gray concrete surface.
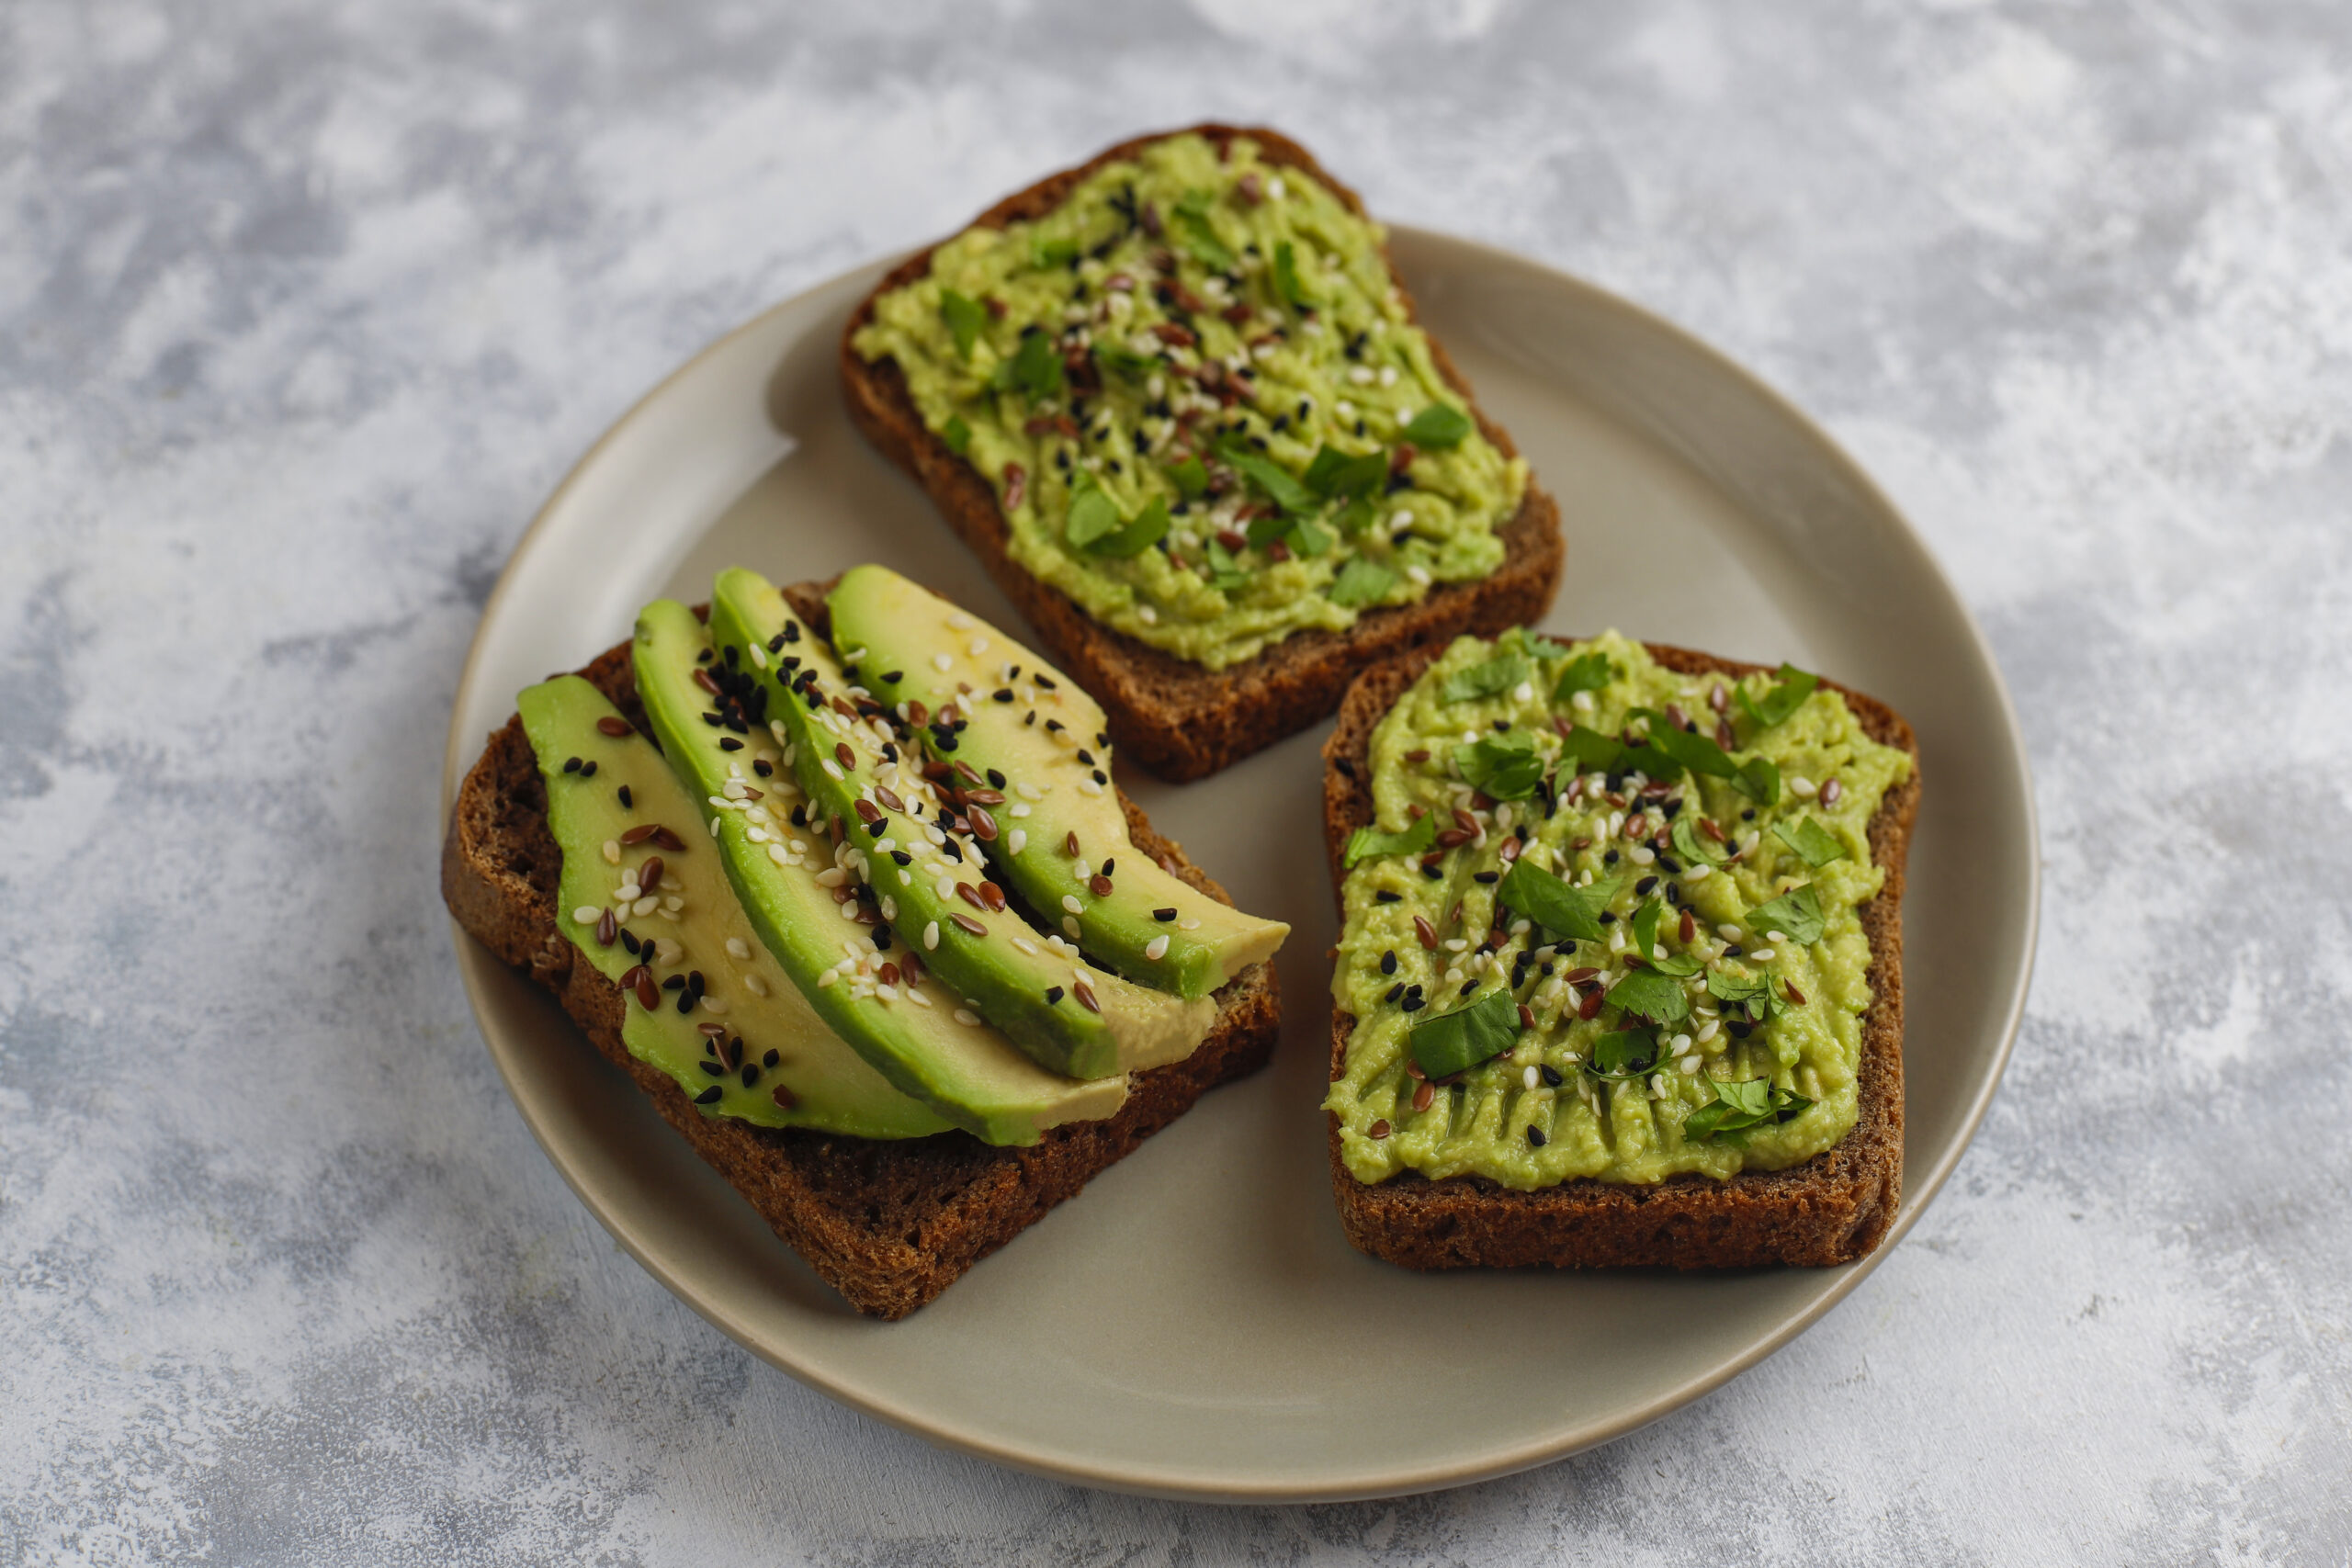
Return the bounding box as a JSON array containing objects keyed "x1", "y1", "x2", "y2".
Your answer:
[{"x1": 4, "y1": 1, "x2": 2348, "y2": 1562}]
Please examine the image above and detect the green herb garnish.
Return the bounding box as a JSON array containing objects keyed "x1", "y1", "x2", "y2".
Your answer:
[
  {"x1": 1733, "y1": 754, "x2": 1781, "y2": 807},
  {"x1": 1408, "y1": 987, "x2": 1521, "y2": 1078},
  {"x1": 1684, "y1": 1077, "x2": 1813, "y2": 1142},
  {"x1": 942, "y1": 414, "x2": 972, "y2": 456},
  {"x1": 1555, "y1": 724, "x2": 1627, "y2": 773},
  {"x1": 1286, "y1": 518, "x2": 1334, "y2": 558},
  {"x1": 1031, "y1": 236, "x2": 1080, "y2": 269},
  {"x1": 1063, "y1": 480, "x2": 1121, "y2": 550},
  {"x1": 1453, "y1": 731, "x2": 1544, "y2": 800},
  {"x1": 1166, "y1": 455, "x2": 1208, "y2": 498},
  {"x1": 1496, "y1": 862, "x2": 1621, "y2": 943},
  {"x1": 1552, "y1": 652, "x2": 1613, "y2": 703},
  {"x1": 1342, "y1": 811, "x2": 1437, "y2": 868},
  {"x1": 1301, "y1": 444, "x2": 1387, "y2": 500},
  {"x1": 1587, "y1": 1028, "x2": 1662, "y2": 1079},
  {"x1": 1219, "y1": 443, "x2": 1317, "y2": 514},
  {"x1": 1635, "y1": 712, "x2": 1737, "y2": 779},
  {"x1": 991, "y1": 329, "x2": 1063, "y2": 400},
  {"x1": 1745, "y1": 884, "x2": 1826, "y2": 945},
  {"x1": 1737, "y1": 663, "x2": 1821, "y2": 730},
  {"x1": 1202, "y1": 538, "x2": 1249, "y2": 592},
  {"x1": 1606, "y1": 968, "x2": 1690, "y2": 1026},
  {"x1": 1327, "y1": 558, "x2": 1396, "y2": 609},
  {"x1": 1669, "y1": 817, "x2": 1725, "y2": 867},
  {"x1": 940, "y1": 289, "x2": 986, "y2": 360},
  {"x1": 1772, "y1": 817, "x2": 1848, "y2": 868},
  {"x1": 1402, "y1": 402, "x2": 1473, "y2": 449},
  {"x1": 1090, "y1": 496, "x2": 1171, "y2": 558},
  {"x1": 1442, "y1": 651, "x2": 1530, "y2": 704},
  {"x1": 1093, "y1": 341, "x2": 1157, "y2": 380}
]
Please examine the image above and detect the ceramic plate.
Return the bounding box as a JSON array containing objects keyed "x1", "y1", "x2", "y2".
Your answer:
[{"x1": 441, "y1": 229, "x2": 2036, "y2": 1503}]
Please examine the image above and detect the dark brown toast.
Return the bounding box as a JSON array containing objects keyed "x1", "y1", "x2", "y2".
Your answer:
[
  {"x1": 841, "y1": 122, "x2": 1564, "y2": 783},
  {"x1": 441, "y1": 584, "x2": 1280, "y2": 1320},
  {"x1": 1318, "y1": 642, "x2": 1919, "y2": 1270}
]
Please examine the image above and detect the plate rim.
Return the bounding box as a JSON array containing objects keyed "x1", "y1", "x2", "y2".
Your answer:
[{"x1": 439, "y1": 225, "x2": 2039, "y2": 1503}]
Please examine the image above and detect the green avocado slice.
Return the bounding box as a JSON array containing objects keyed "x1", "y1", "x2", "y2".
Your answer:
[
  {"x1": 707, "y1": 568, "x2": 1216, "y2": 1081},
  {"x1": 824, "y1": 564, "x2": 1289, "y2": 999},
  {"x1": 629, "y1": 598, "x2": 1126, "y2": 1144},
  {"x1": 519, "y1": 675, "x2": 951, "y2": 1138}
]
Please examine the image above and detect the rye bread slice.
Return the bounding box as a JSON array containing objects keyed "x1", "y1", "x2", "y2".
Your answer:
[
  {"x1": 1318, "y1": 643, "x2": 1920, "y2": 1270},
  {"x1": 840, "y1": 122, "x2": 1565, "y2": 783},
  {"x1": 440, "y1": 584, "x2": 1280, "y2": 1320}
]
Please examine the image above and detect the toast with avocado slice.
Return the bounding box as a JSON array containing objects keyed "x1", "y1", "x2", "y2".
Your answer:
[
  {"x1": 1319, "y1": 630, "x2": 1918, "y2": 1270},
  {"x1": 842, "y1": 122, "x2": 1563, "y2": 782},
  {"x1": 441, "y1": 581, "x2": 1282, "y2": 1319}
]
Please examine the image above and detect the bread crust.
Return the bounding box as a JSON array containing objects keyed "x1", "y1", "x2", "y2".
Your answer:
[
  {"x1": 840, "y1": 122, "x2": 1564, "y2": 782},
  {"x1": 1317, "y1": 642, "x2": 1919, "y2": 1270},
  {"x1": 440, "y1": 586, "x2": 1280, "y2": 1320}
]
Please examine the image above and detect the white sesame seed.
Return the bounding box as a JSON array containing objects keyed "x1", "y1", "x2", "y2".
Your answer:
[
  {"x1": 1008, "y1": 829, "x2": 1027, "y2": 855},
  {"x1": 1077, "y1": 778, "x2": 1103, "y2": 795},
  {"x1": 1268, "y1": 175, "x2": 1286, "y2": 199},
  {"x1": 880, "y1": 897, "x2": 897, "y2": 921},
  {"x1": 1063, "y1": 917, "x2": 1082, "y2": 940},
  {"x1": 1717, "y1": 922, "x2": 1742, "y2": 940},
  {"x1": 1685, "y1": 863, "x2": 1712, "y2": 882},
  {"x1": 1630, "y1": 846, "x2": 1656, "y2": 865},
  {"x1": 1179, "y1": 919, "x2": 1200, "y2": 931},
  {"x1": 1145, "y1": 934, "x2": 1170, "y2": 961},
  {"x1": 948, "y1": 612, "x2": 975, "y2": 630},
  {"x1": 571, "y1": 906, "x2": 601, "y2": 925},
  {"x1": 1406, "y1": 566, "x2": 1430, "y2": 586},
  {"x1": 1789, "y1": 775, "x2": 1817, "y2": 798},
  {"x1": 924, "y1": 921, "x2": 940, "y2": 950},
  {"x1": 906, "y1": 987, "x2": 933, "y2": 1008},
  {"x1": 1378, "y1": 365, "x2": 1398, "y2": 387},
  {"x1": 1016, "y1": 781, "x2": 1043, "y2": 800},
  {"x1": 766, "y1": 843, "x2": 790, "y2": 865},
  {"x1": 1750, "y1": 946, "x2": 1777, "y2": 962},
  {"x1": 1349, "y1": 365, "x2": 1374, "y2": 386},
  {"x1": 818, "y1": 867, "x2": 847, "y2": 887},
  {"x1": 744, "y1": 974, "x2": 770, "y2": 998},
  {"x1": 726, "y1": 937, "x2": 752, "y2": 960},
  {"x1": 1570, "y1": 690, "x2": 1595, "y2": 714},
  {"x1": 837, "y1": 901, "x2": 858, "y2": 921},
  {"x1": 601, "y1": 840, "x2": 621, "y2": 865},
  {"x1": 1012, "y1": 937, "x2": 1040, "y2": 956},
  {"x1": 1391, "y1": 509, "x2": 1415, "y2": 529},
  {"x1": 1512, "y1": 682, "x2": 1533, "y2": 704},
  {"x1": 820, "y1": 759, "x2": 843, "y2": 781},
  {"x1": 1010, "y1": 803, "x2": 1031, "y2": 818},
  {"x1": 1768, "y1": 930, "x2": 1789, "y2": 944},
  {"x1": 954, "y1": 1008, "x2": 979, "y2": 1026},
  {"x1": 1678, "y1": 1055, "x2": 1701, "y2": 1075},
  {"x1": 700, "y1": 996, "x2": 729, "y2": 1016},
  {"x1": 1698, "y1": 1020, "x2": 1719, "y2": 1043},
  {"x1": 1137, "y1": 604, "x2": 1158, "y2": 626},
  {"x1": 817, "y1": 970, "x2": 839, "y2": 988},
  {"x1": 1062, "y1": 895, "x2": 1085, "y2": 915}
]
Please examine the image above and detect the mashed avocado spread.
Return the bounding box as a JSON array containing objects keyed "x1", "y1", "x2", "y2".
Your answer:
[
  {"x1": 851, "y1": 132, "x2": 1527, "y2": 671},
  {"x1": 1326, "y1": 630, "x2": 1912, "y2": 1190}
]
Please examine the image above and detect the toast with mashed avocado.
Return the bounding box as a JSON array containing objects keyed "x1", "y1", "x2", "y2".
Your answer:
[
  {"x1": 842, "y1": 123, "x2": 1563, "y2": 781},
  {"x1": 441, "y1": 575, "x2": 1283, "y2": 1318},
  {"x1": 1319, "y1": 630, "x2": 1918, "y2": 1269}
]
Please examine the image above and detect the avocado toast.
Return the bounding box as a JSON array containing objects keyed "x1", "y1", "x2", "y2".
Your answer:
[
  {"x1": 842, "y1": 123, "x2": 1563, "y2": 782},
  {"x1": 442, "y1": 572, "x2": 1284, "y2": 1318},
  {"x1": 1320, "y1": 631, "x2": 1919, "y2": 1269}
]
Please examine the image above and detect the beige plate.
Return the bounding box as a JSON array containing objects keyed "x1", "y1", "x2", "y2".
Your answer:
[{"x1": 441, "y1": 229, "x2": 2036, "y2": 1503}]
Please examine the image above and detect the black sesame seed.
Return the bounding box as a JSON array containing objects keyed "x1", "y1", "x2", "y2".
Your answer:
[
  {"x1": 1667, "y1": 884, "x2": 1681, "y2": 906},
  {"x1": 1473, "y1": 871, "x2": 1498, "y2": 885},
  {"x1": 1402, "y1": 995, "x2": 1426, "y2": 1012},
  {"x1": 1091, "y1": 770, "x2": 1107, "y2": 785},
  {"x1": 662, "y1": 975, "x2": 685, "y2": 991},
  {"x1": 1540, "y1": 1065, "x2": 1564, "y2": 1087},
  {"x1": 700, "y1": 713, "x2": 722, "y2": 728},
  {"x1": 1742, "y1": 808, "x2": 1756, "y2": 820},
  {"x1": 718, "y1": 737, "x2": 742, "y2": 751},
  {"x1": 700, "y1": 1060, "x2": 724, "y2": 1077},
  {"x1": 561, "y1": 756, "x2": 582, "y2": 773},
  {"x1": 763, "y1": 1049, "x2": 780, "y2": 1068},
  {"x1": 1375, "y1": 889, "x2": 1401, "y2": 903},
  {"x1": 741, "y1": 1064, "x2": 761, "y2": 1089},
  {"x1": 891, "y1": 850, "x2": 912, "y2": 866},
  {"x1": 1380, "y1": 950, "x2": 1397, "y2": 975},
  {"x1": 1422, "y1": 864, "x2": 1443, "y2": 880},
  {"x1": 1599, "y1": 911, "x2": 1617, "y2": 925},
  {"x1": 987, "y1": 769, "x2": 1006, "y2": 787},
  {"x1": 1385, "y1": 983, "x2": 1404, "y2": 1004},
  {"x1": 1153, "y1": 908, "x2": 1177, "y2": 921},
  {"x1": 620, "y1": 930, "x2": 640, "y2": 955},
  {"x1": 1527, "y1": 1127, "x2": 1547, "y2": 1148},
  {"x1": 1076, "y1": 749, "x2": 1094, "y2": 765},
  {"x1": 872, "y1": 927, "x2": 892, "y2": 950},
  {"x1": 1724, "y1": 944, "x2": 1743, "y2": 958},
  {"x1": 1659, "y1": 854, "x2": 1682, "y2": 874},
  {"x1": 881, "y1": 670, "x2": 901, "y2": 683},
  {"x1": 693, "y1": 1086, "x2": 722, "y2": 1105},
  {"x1": 993, "y1": 688, "x2": 1013, "y2": 702},
  {"x1": 617, "y1": 784, "x2": 633, "y2": 808},
  {"x1": 1493, "y1": 718, "x2": 1510, "y2": 733},
  {"x1": 674, "y1": 991, "x2": 695, "y2": 1015},
  {"x1": 1045, "y1": 986, "x2": 1065, "y2": 1005},
  {"x1": 1459, "y1": 981, "x2": 1477, "y2": 996},
  {"x1": 1604, "y1": 850, "x2": 1620, "y2": 864},
  {"x1": 1635, "y1": 875, "x2": 1658, "y2": 896}
]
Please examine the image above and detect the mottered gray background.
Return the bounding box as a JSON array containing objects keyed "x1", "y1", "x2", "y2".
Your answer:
[{"x1": 5, "y1": 1, "x2": 2349, "y2": 1562}]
